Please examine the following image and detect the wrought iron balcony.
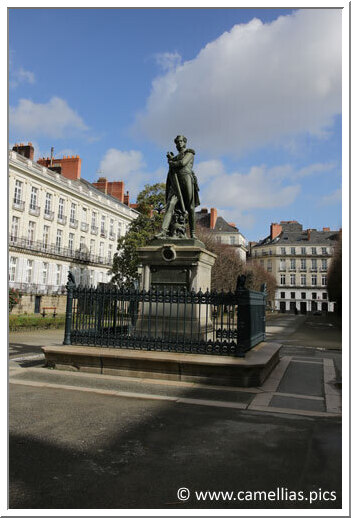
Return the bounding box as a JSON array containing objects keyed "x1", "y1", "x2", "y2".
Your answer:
[
  {"x1": 57, "y1": 214, "x2": 67, "y2": 225},
  {"x1": 69, "y1": 218, "x2": 78, "y2": 229},
  {"x1": 100, "y1": 230, "x2": 107, "y2": 238},
  {"x1": 91, "y1": 225, "x2": 98, "y2": 235},
  {"x1": 9, "y1": 235, "x2": 112, "y2": 266},
  {"x1": 109, "y1": 232, "x2": 116, "y2": 240},
  {"x1": 44, "y1": 210, "x2": 54, "y2": 221},
  {"x1": 279, "y1": 268, "x2": 286, "y2": 272},
  {"x1": 81, "y1": 222, "x2": 89, "y2": 232},
  {"x1": 12, "y1": 200, "x2": 25, "y2": 211},
  {"x1": 29, "y1": 205, "x2": 40, "y2": 216},
  {"x1": 310, "y1": 267, "x2": 318, "y2": 272},
  {"x1": 9, "y1": 281, "x2": 66, "y2": 295}
]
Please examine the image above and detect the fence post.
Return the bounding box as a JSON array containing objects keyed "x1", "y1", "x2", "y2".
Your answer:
[
  {"x1": 63, "y1": 271, "x2": 76, "y2": 345},
  {"x1": 235, "y1": 274, "x2": 248, "y2": 357},
  {"x1": 260, "y1": 283, "x2": 267, "y2": 342}
]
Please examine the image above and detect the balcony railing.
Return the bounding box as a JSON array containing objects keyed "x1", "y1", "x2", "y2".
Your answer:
[
  {"x1": 13, "y1": 200, "x2": 25, "y2": 211},
  {"x1": 91, "y1": 225, "x2": 98, "y2": 235},
  {"x1": 310, "y1": 268, "x2": 318, "y2": 272},
  {"x1": 29, "y1": 205, "x2": 40, "y2": 216},
  {"x1": 44, "y1": 210, "x2": 54, "y2": 221},
  {"x1": 57, "y1": 214, "x2": 67, "y2": 225},
  {"x1": 9, "y1": 281, "x2": 66, "y2": 295},
  {"x1": 9, "y1": 235, "x2": 113, "y2": 266},
  {"x1": 81, "y1": 222, "x2": 89, "y2": 232},
  {"x1": 100, "y1": 230, "x2": 107, "y2": 238},
  {"x1": 69, "y1": 218, "x2": 78, "y2": 229},
  {"x1": 109, "y1": 232, "x2": 116, "y2": 240}
]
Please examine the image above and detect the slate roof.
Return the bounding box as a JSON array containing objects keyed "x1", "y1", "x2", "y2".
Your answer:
[
  {"x1": 253, "y1": 225, "x2": 339, "y2": 248},
  {"x1": 195, "y1": 212, "x2": 239, "y2": 233}
]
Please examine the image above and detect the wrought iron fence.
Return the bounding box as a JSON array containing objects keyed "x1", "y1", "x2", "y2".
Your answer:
[{"x1": 63, "y1": 274, "x2": 267, "y2": 357}]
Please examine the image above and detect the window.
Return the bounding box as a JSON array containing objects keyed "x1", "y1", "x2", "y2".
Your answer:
[
  {"x1": 92, "y1": 211, "x2": 97, "y2": 227},
  {"x1": 322, "y1": 247, "x2": 327, "y2": 255},
  {"x1": 9, "y1": 257, "x2": 17, "y2": 282},
  {"x1": 291, "y1": 292, "x2": 295, "y2": 299},
  {"x1": 56, "y1": 229, "x2": 62, "y2": 251},
  {"x1": 68, "y1": 233, "x2": 74, "y2": 252},
  {"x1": 27, "y1": 221, "x2": 35, "y2": 244},
  {"x1": 42, "y1": 263, "x2": 48, "y2": 284},
  {"x1": 279, "y1": 259, "x2": 286, "y2": 271},
  {"x1": 99, "y1": 272, "x2": 103, "y2": 283},
  {"x1": 321, "y1": 259, "x2": 327, "y2": 271},
  {"x1": 101, "y1": 215, "x2": 106, "y2": 234},
  {"x1": 280, "y1": 274, "x2": 286, "y2": 285},
  {"x1": 11, "y1": 216, "x2": 19, "y2": 241},
  {"x1": 290, "y1": 274, "x2": 296, "y2": 286},
  {"x1": 26, "y1": 259, "x2": 33, "y2": 283},
  {"x1": 291, "y1": 247, "x2": 296, "y2": 255},
  {"x1": 70, "y1": 203, "x2": 76, "y2": 222},
  {"x1": 90, "y1": 239, "x2": 95, "y2": 254},
  {"x1": 301, "y1": 274, "x2": 306, "y2": 286},
  {"x1": 260, "y1": 259, "x2": 264, "y2": 267},
  {"x1": 280, "y1": 292, "x2": 285, "y2": 299},
  {"x1": 281, "y1": 247, "x2": 286, "y2": 255},
  {"x1": 322, "y1": 274, "x2": 327, "y2": 286},
  {"x1": 311, "y1": 274, "x2": 317, "y2": 286},
  {"x1": 216, "y1": 236, "x2": 221, "y2": 243},
  {"x1": 311, "y1": 247, "x2": 317, "y2": 255},
  {"x1": 301, "y1": 292, "x2": 306, "y2": 300},
  {"x1": 43, "y1": 225, "x2": 49, "y2": 249},
  {"x1": 322, "y1": 292, "x2": 328, "y2": 300},
  {"x1": 109, "y1": 219, "x2": 114, "y2": 235},
  {"x1": 80, "y1": 236, "x2": 85, "y2": 251},
  {"x1": 311, "y1": 258, "x2": 317, "y2": 271},
  {"x1": 108, "y1": 244, "x2": 113, "y2": 262},
  {"x1": 312, "y1": 292, "x2": 317, "y2": 300},
  {"x1": 290, "y1": 259, "x2": 296, "y2": 270},
  {"x1": 30, "y1": 187, "x2": 38, "y2": 209},
  {"x1": 56, "y1": 264, "x2": 62, "y2": 285},
  {"x1": 45, "y1": 193, "x2": 52, "y2": 215},
  {"x1": 301, "y1": 247, "x2": 306, "y2": 255},
  {"x1": 14, "y1": 180, "x2": 23, "y2": 203},
  {"x1": 118, "y1": 221, "x2": 122, "y2": 239},
  {"x1": 267, "y1": 259, "x2": 272, "y2": 272},
  {"x1": 230, "y1": 236, "x2": 235, "y2": 245},
  {"x1": 82, "y1": 207, "x2": 87, "y2": 222},
  {"x1": 99, "y1": 242, "x2": 104, "y2": 258},
  {"x1": 58, "y1": 198, "x2": 64, "y2": 219}
]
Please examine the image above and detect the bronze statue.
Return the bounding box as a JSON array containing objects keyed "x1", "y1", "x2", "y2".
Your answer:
[{"x1": 156, "y1": 135, "x2": 200, "y2": 239}]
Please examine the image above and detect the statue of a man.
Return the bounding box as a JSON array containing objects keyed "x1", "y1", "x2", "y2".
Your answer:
[{"x1": 156, "y1": 135, "x2": 200, "y2": 239}]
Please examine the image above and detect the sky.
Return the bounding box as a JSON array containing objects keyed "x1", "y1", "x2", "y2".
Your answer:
[{"x1": 9, "y1": 7, "x2": 342, "y2": 242}]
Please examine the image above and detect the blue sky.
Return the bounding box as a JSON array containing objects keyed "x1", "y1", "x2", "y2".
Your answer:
[{"x1": 9, "y1": 8, "x2": 342, "y2": 241}]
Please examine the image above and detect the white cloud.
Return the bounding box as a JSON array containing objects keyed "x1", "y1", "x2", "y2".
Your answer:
[
  {"x1": 9, "y1": 97, "x2": 88, "y2": 138},
  {"x1": 134, "y1": 9, "x2": 341, "y2": 155},
  {"x1": 99, "y1": 148, "x2": 145, "y2": 178},
  {"x1": 196, "y1": 159, "x2": 225, "y2": 183},
  {"x1": 10, "y1": 66, "x2": 35, "y2": 88},
  {"x1": 296, "y1": 161, "x2": 337, "y2": 178},
  {"x1": 318, "y1": 187, "x2": 342, "y2": 206},
  {"x1": 154, "y1": 51, "x2": 182, "y2": 71}
]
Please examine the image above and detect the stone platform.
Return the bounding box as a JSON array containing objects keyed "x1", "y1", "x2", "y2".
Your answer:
[{"x1": 42, "y1": 342, "x2": 281, "y2": 387}]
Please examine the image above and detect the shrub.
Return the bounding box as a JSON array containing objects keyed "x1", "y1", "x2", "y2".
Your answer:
[{"x1": 9, "y1": 288, "x2": 22, "y2": 312}]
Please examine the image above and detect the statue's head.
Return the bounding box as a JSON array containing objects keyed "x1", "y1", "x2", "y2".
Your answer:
[{"x1": 174, "y1": 135, "x2": 187, "y2": 150}]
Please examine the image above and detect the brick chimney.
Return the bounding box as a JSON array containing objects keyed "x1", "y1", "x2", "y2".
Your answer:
[
  {"x1": 123, "y1": 191, "x2": 130, "y2": 206},
  {"x1": 270, "y1": 222, "x2": 282, "y2": 240},
  {"x1": 323, "y1": 227, "x2": 330, "y2": 232},
  {"x1": 210, "y1": 208, "x2": 217, "y2": 229},
  {"x1": 107, "y1": 181, "x2": 124, "y2": 202},
  {"x1": 12, "y1": 142, "x2": 34, "y2": 161},
  {"x1": 307, "y1": 229, "x2": 311, "y2": 241},
  {"x1": 37, "y1": 154, "x2": 81, "y2": 180},
  {"x1": 92, "y1": 177, "x2": 108, "y2": 194}
]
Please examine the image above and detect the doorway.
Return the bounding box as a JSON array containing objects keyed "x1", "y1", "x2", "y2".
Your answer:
[{"x1": 34, "y1": 295, "x2": 41, "y2": 314}]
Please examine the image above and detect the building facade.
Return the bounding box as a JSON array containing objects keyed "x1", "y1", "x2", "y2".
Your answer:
[
  {"x1": 9, "y1": 143, "x2": 138, "y2": 314},
  {"x1": 195, "y1": 207, "x2": 248, "y2": 261},
  {"x1": 250, "y1": 221, "x2": 339, "y2": 313}
]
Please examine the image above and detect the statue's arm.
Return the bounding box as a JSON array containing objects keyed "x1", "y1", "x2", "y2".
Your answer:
[{"x1": 171, "y1": 150, "x2": 195, "y2": 169}]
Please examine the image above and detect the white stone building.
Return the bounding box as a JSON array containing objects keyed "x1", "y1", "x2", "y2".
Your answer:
[
  {"x1": 250, "y1": 221, "x2": 339, "y2": 313},
  {"x1": 9, "y1": 144, "x2": 138, "y2": 314}
]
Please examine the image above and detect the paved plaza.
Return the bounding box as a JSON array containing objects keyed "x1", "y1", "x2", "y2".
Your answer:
[{"x1": 9, "y1": 313, "x2": 342, "y2": 509}]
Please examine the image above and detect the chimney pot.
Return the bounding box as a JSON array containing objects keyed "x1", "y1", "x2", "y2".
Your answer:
[{"x1": 210, "y1": 208, "x2": 217, "y2": 229}]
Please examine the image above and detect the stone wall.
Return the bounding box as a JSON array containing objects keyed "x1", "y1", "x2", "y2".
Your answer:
[{"x1": 11, "y1": 294, "x2": 67, "y2": 315}]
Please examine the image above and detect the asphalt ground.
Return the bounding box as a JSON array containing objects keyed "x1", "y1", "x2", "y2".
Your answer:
[{"x1": 8, "y1": 313, "x2": 342, "y2": 510}]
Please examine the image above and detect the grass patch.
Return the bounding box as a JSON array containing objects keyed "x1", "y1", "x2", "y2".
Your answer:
[{"x1": 9, "y1": 314, "x2": 66, "y2": 332}]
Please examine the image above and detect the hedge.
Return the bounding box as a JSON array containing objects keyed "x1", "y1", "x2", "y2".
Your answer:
[{"x1": 9, "y1": 314, "x2": 66, "y2": 332}]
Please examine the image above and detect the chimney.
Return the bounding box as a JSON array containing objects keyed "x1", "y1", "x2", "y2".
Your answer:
[
  {"x1": 107, "y1": 181, "x2": 124, "y2": 202},
  {"x1": 323, "y1": 227, "x2": 330, "y2": 232},
  {"x1": 123, "y1": 191, "x2": 130, "y2": 206},
  {"x1": 307, "y1": 229, "x2": 311, "y2": 241},
  {"x1": 210, "y1": 208, "x2": 217, "y2": 229},
  {"x1": 37, "y1": 154, "x2": 81, "y2": 180},
  {"x1": 92, "y1": 177, "x2": 108, "y2": 194},
  {"x1": 270, "y1": 222, "x2": 282, "y2": 240},
  {"x1": 12, "y1": 142, "x2": 34, "y2": 161}
]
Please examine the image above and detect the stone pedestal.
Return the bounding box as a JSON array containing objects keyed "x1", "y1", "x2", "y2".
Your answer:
[{"x1": 136, "y1": 240, "x2": 217, "y2": 340}]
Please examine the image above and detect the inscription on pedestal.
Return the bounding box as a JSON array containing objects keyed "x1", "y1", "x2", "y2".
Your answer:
[{"x1": 150, "y1": 266, "x2": 189, "y2": 290}]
